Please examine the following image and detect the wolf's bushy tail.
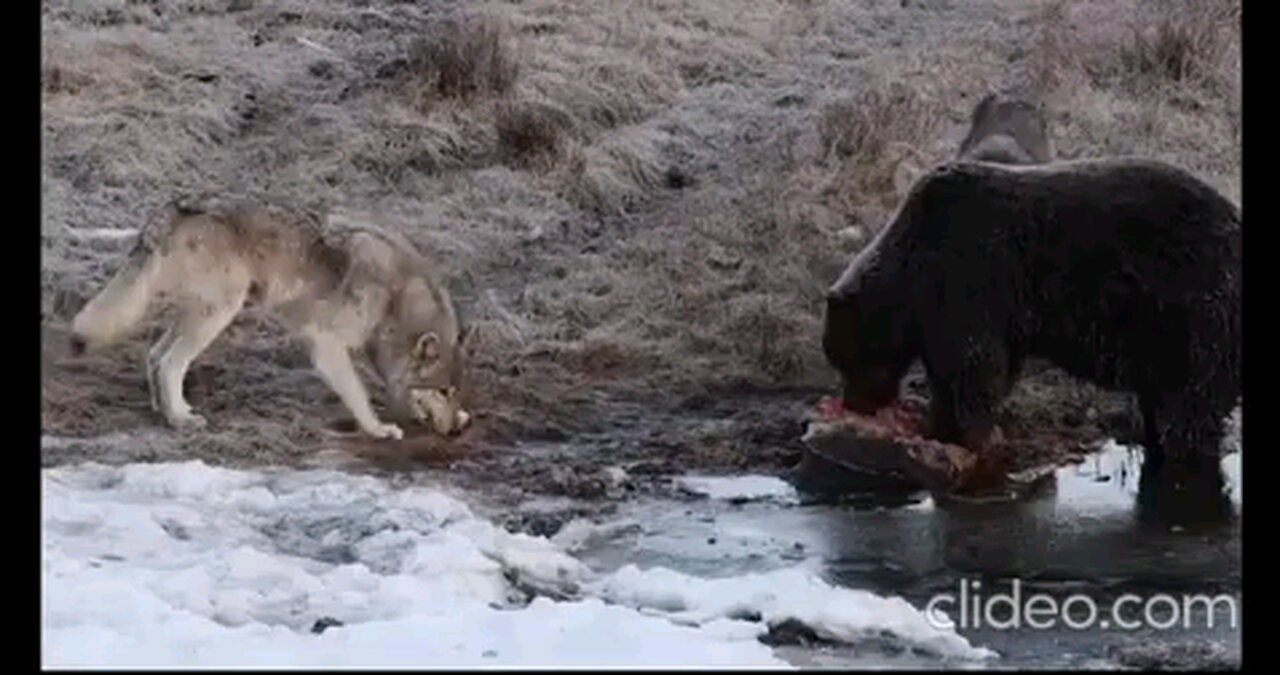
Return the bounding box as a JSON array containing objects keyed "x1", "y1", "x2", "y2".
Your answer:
[{"x1": 71, "y1": 245, "x2": 165, "y2": 351}]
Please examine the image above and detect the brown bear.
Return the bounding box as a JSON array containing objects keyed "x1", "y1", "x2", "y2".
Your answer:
[
  {"x1": 952, "y1": 93, "x2": 1149, "y2": 446},
  {"x1": 823, "y1": 158, "x2": 1241, "y2": 501},
  {"x1": 957, "y1": 92, "x2": 1054, "y2": 165}
]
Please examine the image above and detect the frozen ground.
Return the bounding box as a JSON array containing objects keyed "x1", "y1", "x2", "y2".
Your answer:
[{"x1": 42, "y1": 461, "x2": 994, "y2": 668}]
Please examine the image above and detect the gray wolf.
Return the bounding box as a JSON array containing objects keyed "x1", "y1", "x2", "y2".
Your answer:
[
  {"x1": 957, "y1": 92, "x2": 1054, "y2": 165},
  {"x1": 823, "y1": 158, "x2": 1240, "y2": 485},
  {"x1": 70, "y1": 200, "x2": 474, "y2": 439}
]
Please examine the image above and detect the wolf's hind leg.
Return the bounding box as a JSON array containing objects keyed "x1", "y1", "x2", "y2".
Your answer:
[
  {"x1": 156, "y1": 287, "x2": 248, "y2": 429},
  {"x1": 307, "y1": 330, "x2": 403, "y2": 440}
]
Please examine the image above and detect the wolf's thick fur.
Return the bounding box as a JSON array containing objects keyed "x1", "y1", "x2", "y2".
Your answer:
[
  {"x1": 957, "y1": 92, "x2": 1053, "y2": 165},
  {"x1": 71, "y1": 201, "x2": 473, "y2": 439},
  {"x1": 824, "y1": 159, "x2": 1241, "y2": 478}
]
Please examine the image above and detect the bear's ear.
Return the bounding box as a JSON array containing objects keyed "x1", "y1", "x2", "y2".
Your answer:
[{"x1": 413, "y1": 332, "x2": 441, "y2": 364}]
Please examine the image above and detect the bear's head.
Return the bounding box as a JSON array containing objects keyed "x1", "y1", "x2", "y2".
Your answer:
[{"x1": 823, "y1": 228, "x2": 920, "y2": 415}]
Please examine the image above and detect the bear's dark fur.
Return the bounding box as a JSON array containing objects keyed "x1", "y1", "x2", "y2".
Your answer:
[
  {"x1": 823, "y1": 158, "x2": 1241, "y2": 478},
  {"x1": 953, "y1": 94, "x2": 1150, "y2": 445}
]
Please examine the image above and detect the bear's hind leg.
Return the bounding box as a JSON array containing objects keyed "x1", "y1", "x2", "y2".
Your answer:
[
  {"x1": 1146, "y1": 391, "x2": 1229, "y2": 465},
  {"x1": 1136, "y1": 392, "x2": 1232, "y2": 524},
  {"x1": 1138, "y1": 394, "x2": 1164, "y2": 464}
]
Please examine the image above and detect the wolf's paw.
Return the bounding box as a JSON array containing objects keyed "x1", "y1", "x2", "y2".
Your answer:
[
  {"x1": 365, "y1": 422, "x2": 404, "y2": 441},
  {"x1": 168, "y1": 411, "x2": 208, "y2": 430}
]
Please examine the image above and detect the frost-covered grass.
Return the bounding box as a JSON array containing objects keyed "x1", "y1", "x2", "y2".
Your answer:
[{"x1": 43, "y1": 0, "x2": 1241, "y2": 450}]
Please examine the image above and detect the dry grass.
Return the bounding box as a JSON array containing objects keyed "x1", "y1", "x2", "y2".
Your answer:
[
  {"x1": 41, "y1": 0, "x2": 1240, "y2": 449},
  {"x1": 495, "y1": 99, "x2": 569, "y2": 170},
  {"x1": 403, "y1": 13, "x2": 520, "y2": 107},
  {"x1": 1032, "y1": 0, "x2": 1240, "y2": 96},
  {"x1": 817, "y1": 78, "x2": 944, "y2": 218},
  {"x1": 1024, "y1": 0, "x2": 1240, "y2": 198},
  {"x1": 819, "y1": 81, "x2": 937, "y2": 162},
  {"x1": 1118, "y1": 14, "x2": 1227, "y2": 87}
]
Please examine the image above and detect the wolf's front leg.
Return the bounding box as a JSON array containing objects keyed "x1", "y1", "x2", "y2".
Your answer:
[{"x1": 308, "y1": 331, "x2": 404, "y2": 440}]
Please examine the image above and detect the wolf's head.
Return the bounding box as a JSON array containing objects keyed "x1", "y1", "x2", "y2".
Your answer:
[
  {"x1": 375, "y1": 325, "x2": 475, "y2": 436},
  {"x1": 404, "y1": 326, "x2": 476, "y2": 436},
  {"x1": 957, "y1": 92, "x2": 1052, "y2": 166},
  {"x1": 371, "y1": 277, "x2": 476, "y2": 437}
]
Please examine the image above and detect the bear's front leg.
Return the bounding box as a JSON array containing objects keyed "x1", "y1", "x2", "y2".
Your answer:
[{"x1": 923, "y1": 333, "x2": 1012, "y2": 450}]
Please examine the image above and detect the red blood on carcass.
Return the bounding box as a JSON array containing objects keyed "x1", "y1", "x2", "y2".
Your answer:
[
  {"x1": 813, "y1": 397, "x2": 929, "y2": 438},
  {"x1": 870, "y1": 401, "x2": 928, "y2": 438},
  {"x1": 815, "y1": 396, "x2": 846, "y2": 419},
  {"x1": 805, "y1": 395, "x2": 1012, "y2": 493}
]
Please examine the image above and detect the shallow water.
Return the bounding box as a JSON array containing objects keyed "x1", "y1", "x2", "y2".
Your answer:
[{"x1": 568, "y1": 443, "x2": 1242, "y2": 668}]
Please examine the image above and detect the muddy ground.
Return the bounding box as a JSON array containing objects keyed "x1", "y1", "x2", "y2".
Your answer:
[
  {"x1": 44, "y1": 303, "x2": 1141, "y2": 535},
  {"x1": 42, "y1": 0, "x2": 1238, "y2": 529}
]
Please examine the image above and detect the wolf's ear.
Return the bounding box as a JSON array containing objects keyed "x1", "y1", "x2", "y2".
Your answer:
[{"x1": 413, "y1": 332, "x2": 441, "y2": 363}]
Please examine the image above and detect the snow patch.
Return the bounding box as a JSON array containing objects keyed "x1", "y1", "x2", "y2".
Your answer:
[
  {"x1": 676, "y1": 474, "x2": 799, "y2": 504},
  {"x1": 551, "y1": 517, "x2": 644, "y2": 553},
  {"x1": 1222, "y1": 405, "x2": 1242, "y2": 456},
  {"x1": 43, "y1": 461, "x2": 989, "y2": 667},
  {"x1": 593, "y1": 564, "x2": 996, "y2": 661}
]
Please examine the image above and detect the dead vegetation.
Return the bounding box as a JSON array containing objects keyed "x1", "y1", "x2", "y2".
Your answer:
[
  {"x1": 817, "y1": 79, "x2": 944, "y2": 218},
  {"x1": 495, "y1": 100, "x2": 568, "y2": 170},
  {"x1": 41, "y1": 0, "x2": 1240, "y2": 464},
  {"x1": 1023, "y1": 0, "x2": 1240, "y2": 195},
  {"x1": 402, "y1": 13, "x2": 520, "y2": 106},
  {"x1": 1031, "y1": 0, "x2": 1240, "y2": 96}
]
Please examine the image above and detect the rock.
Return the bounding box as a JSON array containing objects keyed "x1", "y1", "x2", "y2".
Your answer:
[
  {"x1": 311, "y1": 616, "x2": 344, "y2": 634},
  {"x1": 664, "y1": 165, "x2": 696, "y2": 189},
  {"x1": 759, "y1": 618, "x2": 835, "y2": 647}
]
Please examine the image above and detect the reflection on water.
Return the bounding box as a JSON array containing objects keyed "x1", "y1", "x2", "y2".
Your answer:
[
  {"x1": 571, "y1": 442, "x2": 1240, "y2": 668},
  {"x1": 924, "y1": 443, "x2": 1240, "y2": 586}
]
